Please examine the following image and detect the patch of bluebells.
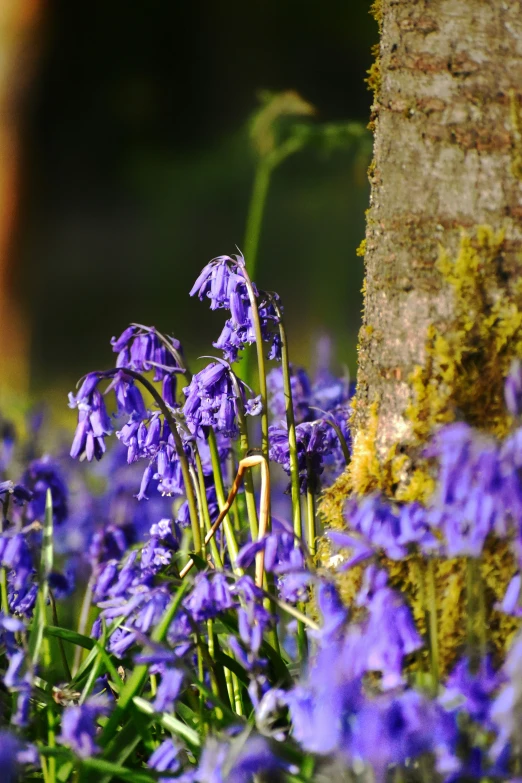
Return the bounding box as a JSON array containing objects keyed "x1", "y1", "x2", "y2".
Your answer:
[{"x1": 5, "y1": 255, "x2": 522, "y2": 782}]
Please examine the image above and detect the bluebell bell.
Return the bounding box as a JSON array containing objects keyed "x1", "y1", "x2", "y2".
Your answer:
[
  {"x1": 22, "y1": 456, "x2": 68, "y2": 526},
  {"x1": 0, "y1": 731, "x2": 38, "y2": 782},
  {"x1": 269, "y1": 418, "x2": 336, "y2": 494},
  {"x1": 183, "y1": 361, "x2": 260, "y2": 438},
  {"x1": 69, "y1": 374, "x2": 111, "y2": 462},
  {"x1": 505, "y1": 359, "x2": 522, "y2": 417},
  {"x1": 441, "y1": 656, "x2": 504, "y2": 728},
  {"x1": 148, "y1": 739, "x2": 184, "y2": 782},
  {"x1": 152, "y1": 667, "x2": 184, "y2": 713},
  {"x1": 111, "y1": 324, "x2": 184, "y2": 381},
  {"x1": 58, "y1": 696, "x2": 110, "y2": 758},
  {"x1": 343, "y1": 495, "x2": 406, "y2": 561},
  {"x1": 267, "y1": 365, "x2": 312, "y2": 423}
]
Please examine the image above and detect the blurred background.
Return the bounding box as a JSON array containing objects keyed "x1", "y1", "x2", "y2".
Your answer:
[{"x1": 0, "y1": 0, "x2": 376, "y2": 406}]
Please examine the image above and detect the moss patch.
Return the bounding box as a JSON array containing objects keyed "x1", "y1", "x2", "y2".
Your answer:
[{"x1": 320, "y1": 226, "x2": 522, "y2": 674}]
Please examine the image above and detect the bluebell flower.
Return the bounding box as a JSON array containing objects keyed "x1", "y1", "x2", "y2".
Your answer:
[
  {"x1": 0, "y1": 419, "x2": 16, "y2": 473},
  {"x1": 190, "y1": 254, "x2": 282, "y2": 363},
  {"x1": 68, "y1": 374, "x2": 111, "y2": 462},
  {"x1": 0, "y1": 730, "x2": 38, "y2": 783},
  {"x1": 185, "y1": 572, "x2": 235, "y2": 622},
  {"x1": 505, "y1": 359, "x2": 522, "y2": 417},
  {"x1": 441, "y1": 655, "x2": 504, "y2": 728},
  {"x1": 343, "y1": 495, "x2": 406, "y2": 561},
  {"x1": 58, "y1": 695, "x2": 110, "y2": 758},
  {"x1": 363, "y1": 575, "x2": 422, "y2": 689},
  {"x1": 111, "y1": 324, "x2": 184, "y2": 382},
  {"x1": 152, "y1": 667, "x2": 184, "y2": 713},
  {"x1": 183, "y1": 360, "x2": 260, "y2": 438},
  {"x1": 22, "y1": 456, "x2": 68, "y2": 526},
  {"x1": 269, "y1": 418, "x2": 336, "y2": 494},
  {"x1": 0, "y1": 480, "x2": 32, "y2": 506},
  {"x1": 267, "y1": 365, "x2": 311, "y2": 423},
  {"x1": 426, "y1": 423, "x2": 510, "y2": 557},
  {"x1": 148, "y1": 739, "x2": 186, "y2": 783}
]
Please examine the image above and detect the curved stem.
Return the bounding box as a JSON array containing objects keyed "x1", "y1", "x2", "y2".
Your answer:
[
  {"x1": 207, "y1": 429, "x2": 241, "y2": 571},
  {"x1": 243, "y1": 158, "x2": 272, "y2": 285},
  {"x1": 310, "y1": 406, "x2": 351, "y2": 466},
  {"x1": 193, "y1": 446, "x2": 223, "y2": 569},
  {"x1": 122, "y1": 368, "x2": 201, "y2": 555}
]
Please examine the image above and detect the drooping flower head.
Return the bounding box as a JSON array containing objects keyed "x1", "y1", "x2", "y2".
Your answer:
[
  {"x1": 183, "y1": 360, "x2": 261, "y2": 438},
  {"x1": 190, "y1": 253, "x2": 282, "y2": 363}
]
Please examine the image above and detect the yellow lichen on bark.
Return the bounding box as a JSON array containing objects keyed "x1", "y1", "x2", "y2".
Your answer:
[{"x1": 319, "y1": 225, "x2": 522, "y2": 675}]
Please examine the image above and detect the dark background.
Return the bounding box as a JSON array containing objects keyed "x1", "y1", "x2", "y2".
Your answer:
[{"x1": 17, "y1": 0, "x2": 376, "y2": 389}]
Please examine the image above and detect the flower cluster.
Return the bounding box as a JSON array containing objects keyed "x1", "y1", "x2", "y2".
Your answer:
[{"x1": 7, "y1": 250, "x2": 522, "y2": 783}]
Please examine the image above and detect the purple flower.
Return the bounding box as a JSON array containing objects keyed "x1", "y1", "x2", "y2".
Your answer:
[
  {"x1": 111, "y1": 324, "x2": 184, "y2": 382},
  {"x1": 0, "y1": 731, "x2": 38, "y2": 783},
  {"x1": 22, "y1": 456, "x2": 68, "y2": 526},
  {"x1": 343, "y1": 495, "x2": 406, "y2": 561},
  {"x1": 426, "y1": 423, "x2": 509, "y2": 556},
  {"x1": 148, "y1": 739, "x2": 185, "y2": 782},
  {"x1": 505, "y1": 359, "x2": 522, "y2": 417},
  {"x1": 183, "y1": 361, "x2": 259, "y2": 438},
  {"x1": 185, "y1": 572, "x2": 235, "y2": 622},
  {"x1": 441, "y1": 656, "x2": 504, "y2": 727},
  {"x1": 68, "y1": 373, "x2": 111, "y2": 462},
  {"x1": 58, "y1": 696, "x2": 110, "y2": 758},
  {"x1": 363, "y1": 577, "x2": 422, "y2": 689},
  {"x1": 153, "y1": 667, "x2": 184, "y2": 712},
  {"x1": 269, "y1": 418, "x2": 336, "y2": 494},
  {"x1": 190, "y1": 254, "x2": 282, "y2": 363},
  {"x1": 267, "y1": 365, "x2": 312, "y2": 423}
]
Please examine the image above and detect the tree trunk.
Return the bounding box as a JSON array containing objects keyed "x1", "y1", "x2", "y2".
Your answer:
[
  {"x1": 353, "y1": 0, "x2": 522, "y2": 487},
  {"x1": 321, "y1": 0, "x2": 522, "y2": 671}
]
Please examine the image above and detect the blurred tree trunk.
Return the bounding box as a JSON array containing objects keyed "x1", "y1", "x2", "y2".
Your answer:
[
  {"x1": 345, "y1": 0, "x2": 522, "y2": 495},
  {"x1": 0, "y1": 0, "x2": 41, "y2": 399}
]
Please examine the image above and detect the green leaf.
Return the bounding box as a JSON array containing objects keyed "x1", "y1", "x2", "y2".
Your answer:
[
  {"x1": 28, "y1": 489, "x2": 53, "y2": 668},
  {"x1": 45, "y1": 626, "x2": 95, "y2": 651},
  {"x1": 99, "y1": 581, "x2": 189, "y2": 748},
  {"x1": 132, "y1": 696, "x2": 200, "y2": 749},
  {"x1": 80, "y1": 756, "x2": 157, "y2": 783}
]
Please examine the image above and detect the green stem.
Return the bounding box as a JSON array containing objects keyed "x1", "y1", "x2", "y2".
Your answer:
[
  {"x1": 234, "y1": 391, "x2": 259, "y2": 540},
  {"x1": 193, "y1": 447, "x2": 223, "y2": 569},
  {"x1": 244, "y1": 158, "x2": 272, "y2": 284},
  {"x1": 273, "y1": 300, "x2": 302, "y2": 540},
  {"x1": 0, "y1": 567, "x2": 8, "y2": 615},
  {"x1": 305, "y1": 477, "x2": 316, "y2": 559},
  {"x1": 207, "y1": 428, "x2": 241, "y2": 570},
  {"x1": 72, "y1": 577, "x2": 94, "y2": 677},
  {"x1": 426, "y1": 558, "x2": 439, "y2": 692},
  {"x1": 239, "y1": 267, "x2": 269, "y2": 463},
  {"x1": 99, "y1": 581, "x2": 189, "y2": 746},
  {"x1": 466, "y1": 556, "x2": 486, "y2": 671}
]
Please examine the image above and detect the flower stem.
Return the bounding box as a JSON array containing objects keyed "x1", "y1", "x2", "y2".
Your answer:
[
  {"x1": 426, "y1": 558, "x2": 439, "y2": 692},
  {"x1": 207, "y1": 428, "x2": 241, "y2": 571},
  {"x1": 240, "y1": 267, "x2": 269, "y2": 463},
  {"x1": 193, "y1": 446, "x2": 223, "y2": 569},
  {"x1": 305, "y1": 474, "x2": 316, "y2": 558},
  {"x1": 244, "y1": 157, "x2": 272, "y2": 285},
  {"x1": 272, "y1": 298, "x2": 302, "y2": 540},
  {"x1": 234, "y1": 393, "x2": 259, "y2": 541},
  {"x1": 466, "y1": 556, "x2": 486, "y2": 671}
]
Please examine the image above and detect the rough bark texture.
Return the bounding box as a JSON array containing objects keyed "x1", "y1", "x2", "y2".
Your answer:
[
  {"x1": 355, "y1": 0, "x2": 522, "y2": 464},
  {"x1": 319, "y1": 0, "x2": 522, "y2": 672}
]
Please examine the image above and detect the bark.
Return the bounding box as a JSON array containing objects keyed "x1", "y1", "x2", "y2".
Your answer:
[{"x1": 354, "y1": 0, "x2": 522, "y2": 466}]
